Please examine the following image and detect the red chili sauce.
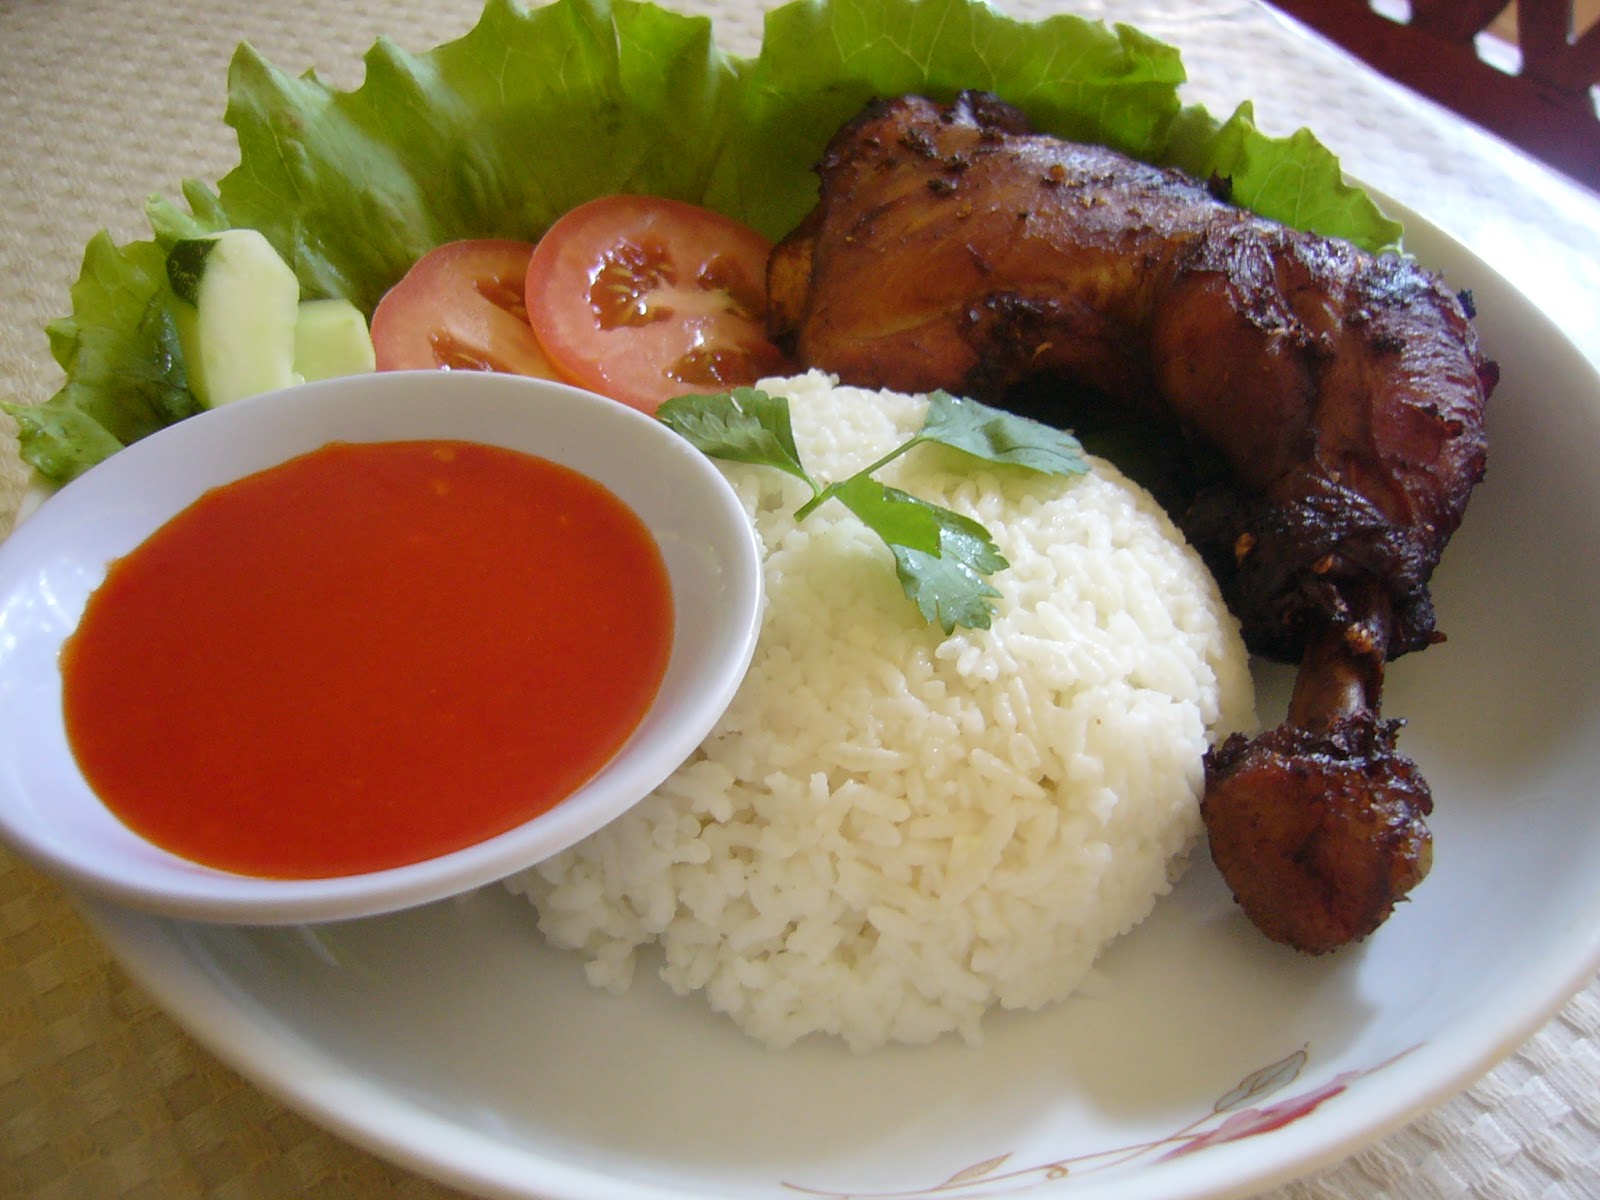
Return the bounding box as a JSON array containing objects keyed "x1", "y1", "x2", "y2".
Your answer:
[{"x1": 60, "y1": 439, "x2": 674, "y2": 879}]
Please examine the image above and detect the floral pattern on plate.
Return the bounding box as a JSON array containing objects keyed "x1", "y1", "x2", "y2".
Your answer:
[{"x1": 784, "y1": 1045, "x2": 1414, "y2": 1198}]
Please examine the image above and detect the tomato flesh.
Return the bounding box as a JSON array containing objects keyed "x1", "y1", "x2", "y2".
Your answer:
[
  {"x1": 526, "y1": 195, "x2": 790, "y2": 412},
  {"x1": 370, "y1": 239, "x2": 564, "y2": 379}
]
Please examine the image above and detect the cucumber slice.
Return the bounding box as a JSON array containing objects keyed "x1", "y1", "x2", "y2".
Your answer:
[
  {"x1": 293, "y1": 299, "x2": 376, "y2": 382},
  {"x1": 167, "y1": 230, "x2": 300, "y2": 407}
]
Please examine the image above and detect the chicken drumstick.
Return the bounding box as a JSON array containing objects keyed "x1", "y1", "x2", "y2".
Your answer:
[{"x1": 766, "y1": 92, "x2": 1494, "y2": 952}]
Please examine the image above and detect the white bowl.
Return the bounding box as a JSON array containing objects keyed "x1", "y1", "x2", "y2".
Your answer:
[{"x1": 0, "y1": 370, "x2": 762, "y2": 924}]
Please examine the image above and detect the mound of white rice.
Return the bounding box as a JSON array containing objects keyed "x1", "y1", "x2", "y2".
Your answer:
[{"x1": 504, "y1": 371, "x2": 1254, "y2": 1051}]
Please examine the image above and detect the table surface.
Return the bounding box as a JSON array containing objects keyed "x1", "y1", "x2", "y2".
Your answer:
[{"x1": 2, "y1": 1, "x2": 1598, "y2": 1197}]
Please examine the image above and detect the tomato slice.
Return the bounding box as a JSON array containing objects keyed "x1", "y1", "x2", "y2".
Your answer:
[
  {"x1": 370, "y1": 239, "x2": 564, "y2": 378},
  {"x1": 524, "y1": 195, "x2": 790, "y2": 412}
]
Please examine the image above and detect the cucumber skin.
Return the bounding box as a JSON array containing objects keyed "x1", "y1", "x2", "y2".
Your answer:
[
  {"x1": 166, "y1": 239, "x2": 219, "y2": 307},
  {"x1": 169, "y1": 300, "x2": 214, "y2": 409}
]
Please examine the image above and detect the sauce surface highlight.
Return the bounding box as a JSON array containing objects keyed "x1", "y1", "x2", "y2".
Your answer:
[{"x1": 61, "y1": 438, "x2": 674, "y2": 878}]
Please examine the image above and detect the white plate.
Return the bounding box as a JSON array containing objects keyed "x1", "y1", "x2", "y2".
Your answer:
[{"x1": 73, "y1": 206, "x2": 1600, "y2": 1200}]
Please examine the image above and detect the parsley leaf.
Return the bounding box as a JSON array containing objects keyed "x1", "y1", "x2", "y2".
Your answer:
[
  {"x1": 659, "y1": 387, "x2": 1084, "y2": 632},
  {"x1": 918, "y1": 390, "x2": 1089, "y2": 475},
  {"x1": 894, "y1": 545, "x2": 1007, "y2": 633},
  {"x1": 826, "y1": 474, "x2": 945, "y2": 556},
  {"x1": 658, "y1": 387, "x2": 814, "y2": 492},
  {"x1": 831, "y1": 476, "x2": 1008, "y2": 632}
]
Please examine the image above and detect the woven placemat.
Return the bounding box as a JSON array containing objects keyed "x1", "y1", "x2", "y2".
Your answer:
[
  {"x1": 3, "y1": 2, "x2": 1598, "y2": 1197},
  {"x1": 0, "y1": 853, "x2": 473, "y2": 1199}
]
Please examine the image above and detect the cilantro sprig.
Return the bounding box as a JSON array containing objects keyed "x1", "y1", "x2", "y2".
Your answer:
[{"x1": 658, "y1": 388, "x2": 1087, "y2": 633}]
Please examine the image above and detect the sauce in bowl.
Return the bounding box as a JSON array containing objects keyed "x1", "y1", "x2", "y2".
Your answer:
[{"x1": 60, "y1": 437, "x2": 673, "y2": 879}]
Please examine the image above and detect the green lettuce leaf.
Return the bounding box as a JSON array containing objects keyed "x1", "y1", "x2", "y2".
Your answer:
[
  {"x1": 152, "y1": 0, "x2": 737, "y2": 313},
  {"x1": 5, "y1": 0, "x2": 1403, "y2": 484},
  {"x1": 707, "y1": 0, "x2": 1189, "y2": 238},
  {"x1": 1160, "y1": 101, "x2": 1402, "y2": 251},
  {"x1": 8, "y1": 233, "x2": 202, "y2": 480}
]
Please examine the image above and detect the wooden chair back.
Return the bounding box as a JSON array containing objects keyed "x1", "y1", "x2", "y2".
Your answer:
[{"x1": 1264, "y1": 0, "x2": 1599, "y2": 191}]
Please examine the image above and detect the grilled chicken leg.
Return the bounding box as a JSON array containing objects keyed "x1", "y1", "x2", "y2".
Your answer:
[
  {"x1": 1203, "y1": 590, "x2": 1434, "y2": 953},
  {"x1": 767, "y1": 92, "x2": 1494, "y2": 951}
]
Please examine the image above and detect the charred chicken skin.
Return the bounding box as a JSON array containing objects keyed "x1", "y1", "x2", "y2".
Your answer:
[{"x1": 767, "y1": 92, "x2": 1495, "y2": 954}]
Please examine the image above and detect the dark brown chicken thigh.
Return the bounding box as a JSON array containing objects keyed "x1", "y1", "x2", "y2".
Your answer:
[{"x1": 768, "y1": 92, "x2": 1495, "y2": 952}]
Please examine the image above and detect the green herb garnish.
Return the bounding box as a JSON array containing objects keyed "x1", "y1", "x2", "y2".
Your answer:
[{"x1": 659, "y1": 388, "x2": 1087, "y2": 633}]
